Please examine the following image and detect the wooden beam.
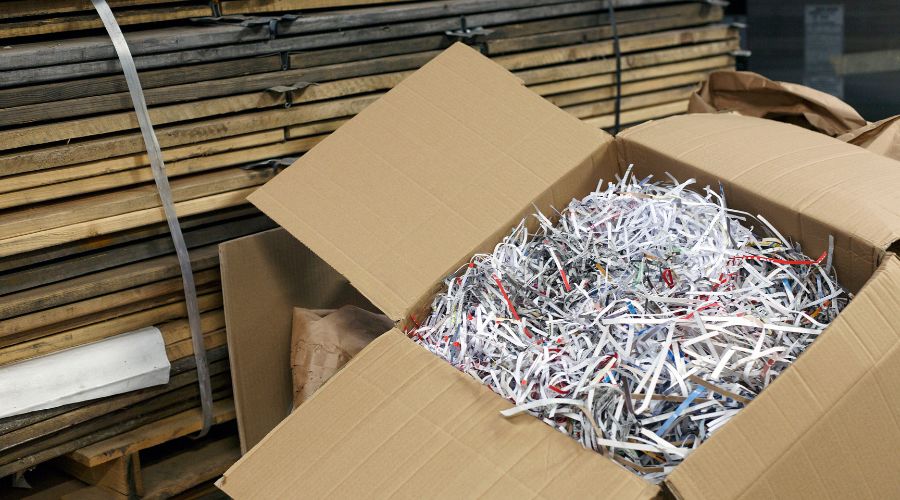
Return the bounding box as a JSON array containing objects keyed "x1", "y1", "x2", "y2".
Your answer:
[
  {"x1": 0, "y1": 214, "x2": 269, "y2": 294},
  {"x1": 494, "y1": 25, "x2": 736, "y2": 70},
  {"x1": 0, "y1": 94, "x2": 377, "y2": 173},
  {"x1": 0, "y1": 205, "x2": 249, "y2": 274},
  {"x1": 0, "y1": 244, "x2": 219, "y2": 320},
  {"x1": 0, "y1": 384, "x2": 232, "y2": 477},
  {"x1": 69, "y1": 400, "x2": 236, "y2": 468},
  {"x1": 0, "y1": 169, "x2": 271, "y2": 241},
  {"x1": 140, "y1": 432, "x2": 239, "y2": 500},
  {"x1": 55, "y1": 454, "x2": 143, "y2": 498},
  {"x1": 0, "y1": 5, "x2": 212, "y2": 38},
  {"x1": 0, "y1": 0, "x2": 195, "y2": 19},
  {"x1": 0, "y1": 140, "x2": 317, "y2": 209},
  {"x1": 0, "y1": 274, "x2": 221, "y2": 346},
  {"x1": 0, "y1": 55, "x2": 283, "y2": 108},
  {"x1": 0, "y1": 72, "x2": 402, "y2": 149},
  {"x1": 0, "y1": 292, "x2": 223, "y2": 365},
  {"x1": 0, "y1": 353, "x2": 230, "y2": 449},
  {"x1": 516, "y1": 39, "x2": 739, "y2": 85},
  {"x1": 584, "y1": 100, "x2": 691, "y2": 128},
  {"x1": 0, "y1": 130, "x2": 283, "y2": 192}
]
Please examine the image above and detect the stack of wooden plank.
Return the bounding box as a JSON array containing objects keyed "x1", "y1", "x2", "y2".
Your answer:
[{"x1": 0, "y1": 0, "x2": 736, "y2": 495}]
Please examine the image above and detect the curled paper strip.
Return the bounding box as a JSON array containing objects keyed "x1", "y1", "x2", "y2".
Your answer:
[{"x1": 410, "y1": 169, "x2": 850, "y2": 481}]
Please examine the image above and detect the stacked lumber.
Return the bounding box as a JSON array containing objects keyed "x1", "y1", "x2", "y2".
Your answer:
[{"x1": 0, "y1": 0, "x2": 737, "y2": 491}]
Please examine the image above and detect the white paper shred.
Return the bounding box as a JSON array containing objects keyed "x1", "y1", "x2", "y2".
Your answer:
[{"x1": 409, "y1": 170, "x2": 850, "y2": 481}]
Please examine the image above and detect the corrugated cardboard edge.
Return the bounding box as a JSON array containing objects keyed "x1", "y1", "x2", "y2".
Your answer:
[
  {"x1": 218, "y1": 330, "x2": 660, "y2": 499},
  {"x1": 666, "y1": 254, "x2": 900, "y2": 499}
]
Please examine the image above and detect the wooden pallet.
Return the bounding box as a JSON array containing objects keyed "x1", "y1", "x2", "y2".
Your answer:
[{"x1": 51, "y1": 400, "x2": 238, "y2": 499}]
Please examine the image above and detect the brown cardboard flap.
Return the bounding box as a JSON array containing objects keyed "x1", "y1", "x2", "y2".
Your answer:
[
  {"x1": 219, "y1": 329, "x2": 659, "y2": 499},
  {"x1": 219, "y1": 229, "x2": 372, "y2": 452},
  {"x1": 617, "y1": 113, "x2": 900, "y2": 293},
  {"x1": 249, "y1": 43, "x2": 609, "y2": 320},
  {"x1": 666, "y1": 255, "x2": 900, "y2": 499}
]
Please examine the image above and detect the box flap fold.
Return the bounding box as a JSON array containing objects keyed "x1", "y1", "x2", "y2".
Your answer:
[
  {"x1": 249, "y1": 43, "x2": 609, "y2": 320},
  {"x1": 219, "y1": 330, "x2": 659, "y2": 499}
]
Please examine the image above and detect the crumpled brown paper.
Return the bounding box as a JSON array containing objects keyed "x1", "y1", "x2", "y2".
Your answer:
[
  {"x1": 688, "y1": 70, "x2": 866, "y2": 136},
  {"x1": 689, "y1": 70, "x2": 900, "y2": 161},
  {"x1": 837, "y1": 115, "x2": 900, "y2": 161},
  {"x1": 290, "y1": 305, "x2": 393, "y2": 408}
]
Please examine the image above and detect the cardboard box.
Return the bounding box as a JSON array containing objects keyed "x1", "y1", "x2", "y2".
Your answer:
[{"x1": 218, "y1": 43, "x2": 900, "y2": 498}]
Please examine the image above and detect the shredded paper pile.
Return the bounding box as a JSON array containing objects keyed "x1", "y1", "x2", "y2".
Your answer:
[{"x1": 409, "y1": 168, "x2": 850, "y2": 481}]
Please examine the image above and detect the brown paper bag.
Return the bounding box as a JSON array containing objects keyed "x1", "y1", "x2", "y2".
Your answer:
[
  {"x1": 688, "y1": 70, "x2": 866, "y2": 136},
  {"x1": 290, "y1": 305, "x2": 393, "y2": 408}
]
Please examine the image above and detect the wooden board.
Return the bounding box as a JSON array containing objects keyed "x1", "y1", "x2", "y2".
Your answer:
[
  {"x1": 0, "y1": 292, "x2": 223, "y2": 366},
  {"x1": 486, "y1": 4, "x2": 723, "y2": 54},
  {"x1": 531, "y1": 55, "x2": 733, "y2": 95},
  {"x1": 562, "y1": 85, "x2": 697, "y2": 120},
  {"x1": 0, "y1": 274, "x2": 221, "y2": 346},
  {"x1": 0, "y1": 72, "x2": 402, "y2": 150},
  {"x1": 0, "y1": 141, "x2": 316, "y2": 209},
  {"x1": 0, "y1": 386, "x2": 232, "y2": 477},
  {"x1": 0, "y1": 169, "x2": 269, "y2": 239},
  {"x1": 0, "y1": 95, "x2": 377, "y2": 174},
  {"x1": 69, "y1": 400, "x2": 236, "y2": 468},
  {"x1": 0, "y1": 5, "x2": 212, "y2": 39},
  {"x1": 0, "y1": 51, "x2": 434, "y2": 126},
  {"x1": 517, "y1": 39, "x2": 739, "y2": 85},
  {"x1": 0, "y1": 0, "x2": 683, "y2": 86},
  {"x1": 0, "y1": 214, "x2": 269, "y2": 294},
  {"x1": 0, "y1": 206, "x2": 257, "y2": 274},
  {"x1": 0, "y1": 0, "x2": 194, "y2": 20},
  {"x1": 166, "y1": 329, "x2": 228, "y2": 361},
  {"x1": 140, "y1": 433, "x2": 239, "y2": 500},
  {"x1": 0, "y1": 189, "x2": 256, "y2": 258},
  {"x1": 0, "y1": 244, "x2": 220, "y2": 320},
  {"x1": 546, "y1": 69, "x2": 723, "y2": 108},
  {"x1": 494, "y1": 24, "x2": 736, "y2": 70},
  {"x1": 55, "y1": 454, "x2": 143, "y2": 497},
  {"x1": 220, "y1": 0, "x2": 416, "y2": 14},
  {"x1": 0, "y1": 131, "x2": 282, "y2": 194},
  {"x1": 0, "y1": 56, "x2": 283, "y2": 108},
  {"x1": 0, "y1": 350, "x2": 230, "y2": 450},
  {"x1": 585, "y1": 100, "x2": 691, "y2": 129}
]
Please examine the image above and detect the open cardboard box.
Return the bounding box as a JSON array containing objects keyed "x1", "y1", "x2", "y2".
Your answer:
[{"x1": 217, "y1": 43, "x2": 900, "y2": 498}]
